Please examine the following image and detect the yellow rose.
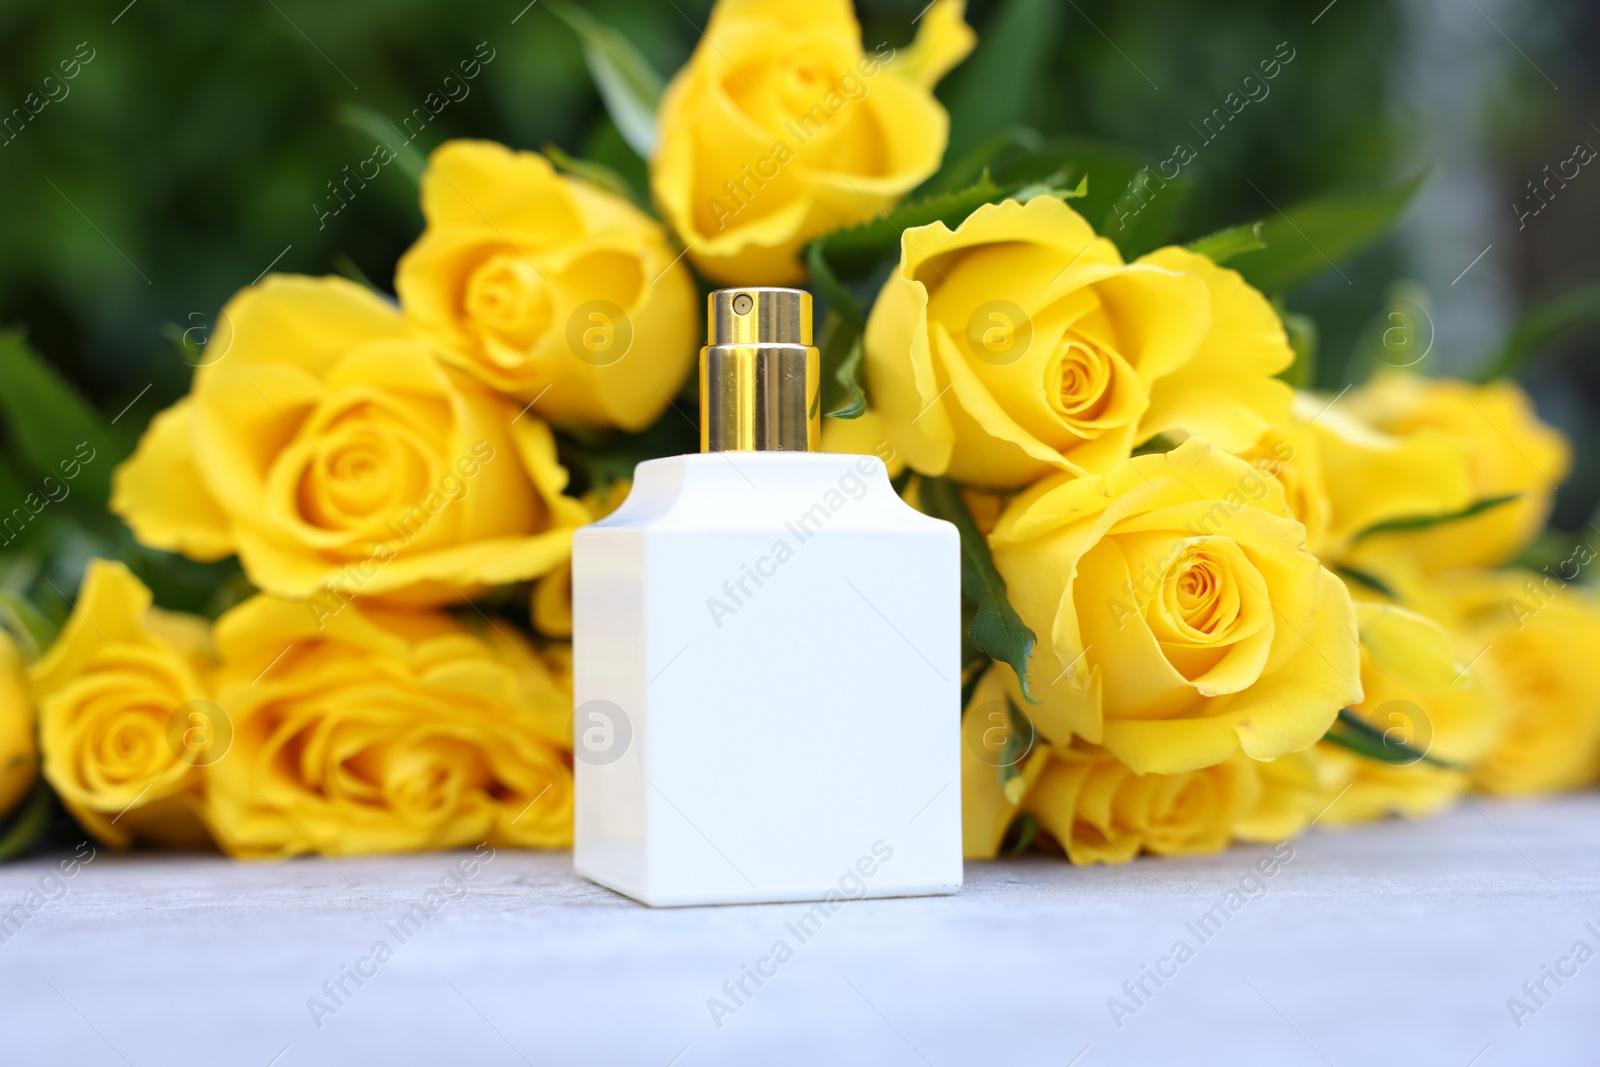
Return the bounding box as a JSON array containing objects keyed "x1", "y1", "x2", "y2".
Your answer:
[
  {"x1": 1312, "y1": 600, "x2": 1503, "y2": 824},
  {"x1": 0, "y1": 630, "x2": 36, "y2": 819},
  {"x1": 652, "y1": 0, "x2": 974, "y2": 284},
  {"x1": 864, "y1": 197, "x2": 1294, "y2": 487},
  {"x1": 1240, "y1": 396, "x2": 1473, "y2": 562},
  {"x1": 31, "y1": 560, "x2": 215, "y2": 847},
  {"x1": 1023, "y1": 747, "x2": 1319, "y2": 864},
  {"x1": 205, "y1": 595, "x2": 573, "y2": 857},
  {"x1": 1437, "y1": 570, "x2": 1600, "y2": 795},
  {"x1": 396, "y1": 140, "x2": 697, "y2": 429},
  {"x1": 989, "y1": 437, "x2": 1361, "y2": 774},
  {"x1": 113, "y1": 275, "x2": 589, "y2": 604},
  {"x1": 960, "y1": 669, "x2": 1321, "y2": 862},
  {"x1": 1342, "y1": 372, "x2": 1570, "y2": 572}
]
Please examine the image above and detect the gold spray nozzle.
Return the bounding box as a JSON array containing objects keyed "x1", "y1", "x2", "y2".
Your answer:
[{"x1": 700, "y1": 287, "x2": 820, "y2": 453}]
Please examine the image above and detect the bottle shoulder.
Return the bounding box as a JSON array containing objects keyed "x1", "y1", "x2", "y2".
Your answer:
[{"x1": 580, "y1": 451, "x2": 953, "y2": 537}]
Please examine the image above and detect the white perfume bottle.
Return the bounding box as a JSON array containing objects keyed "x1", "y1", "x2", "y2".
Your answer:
[{"x1": 572, "y1": 287, "x2": 962, "y2": 907}]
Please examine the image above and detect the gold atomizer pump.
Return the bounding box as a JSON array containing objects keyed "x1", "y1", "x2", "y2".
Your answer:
[{"x1": 700, "y1": 287, "x2": 820, "y2": 453}]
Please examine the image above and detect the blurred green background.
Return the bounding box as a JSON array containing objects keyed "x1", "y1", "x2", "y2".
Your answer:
[{"x1": 0, "y1": 0, "x2": 1595, "y2": 616}]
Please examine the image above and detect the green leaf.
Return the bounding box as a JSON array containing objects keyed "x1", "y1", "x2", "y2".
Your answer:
[
  {"x1": 989, "y1": 138, "x2": 1194, "y2": 258},
  {"x1": 543, "y1": 142, "x2": 647, "y2": 208},
  {"x1": 941, "y1": 0, "x2": 1061, "y2": 161},
  {"x1": 334, "y1": 103, "x2": 427, "y2": 184},
  {"x1": 0, "y1": 590, "x2": 59, "y2": 661},
  {"x1": 581, "y1": 116, "x2": 651, "y2": 204},
  {"x1": 1353, "y1": 494, "x2": 1520, "y2": 541},
  {"x1": 330, "y1": 252, "x2": 382, "y2": 294},
  {"x1": 547, "y1": 0, "x2": 663, "y2": 159},
  {"x1": 1230, "y1": 172, "x2": 1427, "y2": 294},
  {"x1": 809, "y1": 171, "x2": 1018, "y2": 279},
  {"x1": 826, "y1": 332, "x2": 867, "y2": 420},
  {"x1": 0, "y1": 330, "x2": 122, "y2": 507},
  {"x1": 998, "y1": 695, "x2": 1037, "y2": 801},
  {"x1": 806, "y1": 241, "x2": 868, "y2": 330},
  {"x1": 555, "y1": 412, "x2": 699, "y2": 499},
  {"x1": 1479, "y1": 278, "x2": 1600, "y2": 382},
  {"x1": 1322, "y1": 709, "x2": 1461, "y2": 771},
  {"x1": 0, "y1": 779, "x2": 52, "y2": 862},
  {"x1": 918, "y1": 477, "x2": 1037, "y2": 702},
  {"x1": 1004, "y1": 811, "x2": 1038, "y2": 855},
  {"x1": 922, "y1": 126, "x2": 1043, "y2": 196},
  {"x1": 1273, "y1": 300, "x2": 1318, "y2": 390},
  {"x1": 1333, "y1": 565, "x2": 1396, "y2": 600},
  {"x1": 1186, "y1": 220, "x2": 1266, "y2": 264},
  {"x1": 806, "y1": 168, "x2": 1085, "y2": 289},
  {"x1": 812, "y1": 168, "x2": 1088, "y2": 299}
]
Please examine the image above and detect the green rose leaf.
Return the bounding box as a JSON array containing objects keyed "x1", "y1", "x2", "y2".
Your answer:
[
  {"x1": 547, "y1": 0, "x2": 663, "y2": 159},
  {"x1": 1322, "y1": 708, "x2": 1462, "y2": 770},
  {"x1": 1353, "y1": 493, "x2": 1520, "y2": 541},
  {"x1": 1186, "y1": 220, "x2": 1266, "y2": 264},
  {"x1": 334, "y1": 103, "x2": 427, "y2": 184},
  {"x1": 818, "y1": 315, "x2": 868, "y2": 421},
  {"x1": 918, "y1": 477, "x2": 1038, "y2": 703},
  {"x1": 806, "y1": 169, "x2": 1087, "y2": 295},
  {"x1": 0, "y1": 780, "x2": 54, "y2": 862},
  {"x1": 1479, "y1": 277, "x2": 1600, "y2": 382},
  {"x1": 1228, "y1": 172, "x2": 1428, "y2": 294},
  {"x1": 1272, "y1": 299, "x2": 1318, "y2": 390},
  {"x1": 543, "y1": 143, "x2": 647, "y2": 208},
  {"x1": 0, "y1": 330, "x2": 123, "y2": 508},
  {"x1": 0, "y1": 590, "x2": 59, "y2": 662}
]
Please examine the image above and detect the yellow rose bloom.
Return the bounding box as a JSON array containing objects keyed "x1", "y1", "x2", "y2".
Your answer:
[
  {"x1": 0, "y1": 631, "x2": 36, "y2": 819},
  {"x1": 1312, "y1": 600, "x2": 1503, "y2": 825},
  {"x1": 1241, "y1": 396, "x2": 1473, "y2": 562},
  {"x1": 989, "y1": 437, "x2": 1361, "y2": 774},
  {"x1": 396, "y1": 140, "x2": 697, "y2": 429},
  {"x1": 961, "y1": 663, "x2": 1321, "y2": 863},
  {"x1": 864, "y1": 197, "x2": 1295, "y2": 487},
  {"x1": 205, "y1": 595, "x2": 573, "y2": 857},
  {"x1": 1437, "y1": 570, "x2": 1600, "y2": 795},
  {"x1": 112, "y1": 275, "x2": 589, "y2": 604},
  {"x1": 1022, "y1": 747, "x2": 1320, "y2": 864},
  {"x1": 1341, "y1": 372, "x2": 1570, "y2": 572},
  {"x1": 652, "y1": 0, "x2": 975, "y2": 284},
  {"x1": 32, "y1": 560, "x2": 215, "y2": 848}
]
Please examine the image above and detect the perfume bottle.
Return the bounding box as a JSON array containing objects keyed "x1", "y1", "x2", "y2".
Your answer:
[{"x1": 572, "y1": 287, "x2": 962, "y2": 907}]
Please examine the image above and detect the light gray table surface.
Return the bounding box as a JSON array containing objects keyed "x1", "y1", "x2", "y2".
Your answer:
[{"x1": 1, "y1": 792, "x2": 1596, "y2": 1066}]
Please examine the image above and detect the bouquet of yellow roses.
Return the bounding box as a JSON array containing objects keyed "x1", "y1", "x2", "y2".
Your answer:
[{"x1": 0, "y1": 0, "x2": 1594, "y2": 867}]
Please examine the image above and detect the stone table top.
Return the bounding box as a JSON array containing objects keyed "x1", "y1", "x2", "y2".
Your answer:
[{"x1": 2, "y1": 793, "x2": 1597, "y2": 1066}]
